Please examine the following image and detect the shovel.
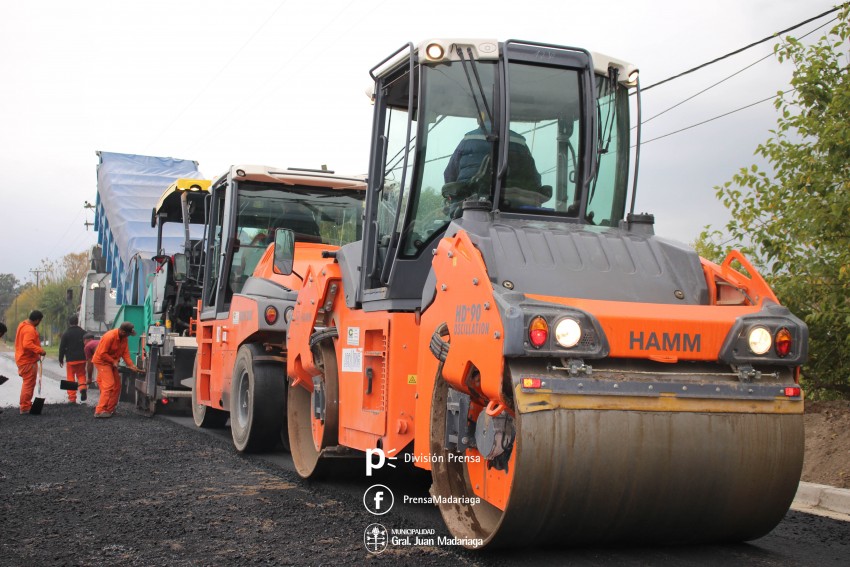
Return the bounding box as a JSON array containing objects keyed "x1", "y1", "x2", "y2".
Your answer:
[{"x1": 30, "y1": 361, "x2": 45, "y2": 415}]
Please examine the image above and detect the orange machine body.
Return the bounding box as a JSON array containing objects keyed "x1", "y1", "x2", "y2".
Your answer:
[
  {"x1": 196, "y1": 243, "x2": 337, "y2": 411},
  {"x1": 287, "y1": 228, "x2": 803, "y2": 512}
]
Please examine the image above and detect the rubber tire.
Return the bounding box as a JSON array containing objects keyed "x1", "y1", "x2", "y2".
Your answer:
[
  {"x1": 191, "y1": 353, "x2": 228, "y2": 429},
  {"x1": 230, "y1": 345, "x2": 286, "y2": 453},
  {"x1": 288, "y1": 342, "x2": 338, "y2": 478}
]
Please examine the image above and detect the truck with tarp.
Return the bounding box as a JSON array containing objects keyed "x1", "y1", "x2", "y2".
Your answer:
[{"x1": 80, "y1": 151, "x2": 203, "y2": 400}]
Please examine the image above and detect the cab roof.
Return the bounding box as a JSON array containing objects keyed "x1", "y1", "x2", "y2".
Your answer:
[
  {"x1": 216, "y1": 165, "x2": 367, "y2": 191},
  {"x1": 152, "y1": 178, "x2": 211, "y2": 226},
  {"x1": 372, "y1": 38, "x2": 638, "y2": 87}
]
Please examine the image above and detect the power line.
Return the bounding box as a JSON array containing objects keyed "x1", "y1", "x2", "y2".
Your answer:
[
  {"x1": 642, "y1": 4, "x2": 846, "y2": 92},
  {"x1": 637, "y1": 88, "x2": 796, "y2": 147},
  {"x1": 639, "y1": 16, "x2": 838, "y2": 128},
  {"x1": 639, "y1": 52, "x2": 774, "y2": 128},
  {"x1": 54, "y1": 207, "x2": 85, "y2": 244}
]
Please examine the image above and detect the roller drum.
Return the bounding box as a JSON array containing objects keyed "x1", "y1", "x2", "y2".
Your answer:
[
  {"x1": 496, "y1": 408, "x2": 803, "y2": 545},
  {"x1": 431, "y1": 383, "x2": 804, "y2": 548}
]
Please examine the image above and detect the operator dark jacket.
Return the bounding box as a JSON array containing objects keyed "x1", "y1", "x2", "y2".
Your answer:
[
  {"x1": 59, "y1": 325, "x2": 86, "y2": 364},
  {"x1": 443, "y1": 127, "x2": 541, "y2": 188}
]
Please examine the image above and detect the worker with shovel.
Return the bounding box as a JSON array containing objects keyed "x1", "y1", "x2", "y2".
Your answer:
[
  {"x1": 92, "y1": 322, "x2": 141, "y2": 419},
  {"x1": 58, "y1": 315, "x2": 88, "y2": 403},
  {"x1": 15, "y1": 310, "x2": 46, "y2": 415}
]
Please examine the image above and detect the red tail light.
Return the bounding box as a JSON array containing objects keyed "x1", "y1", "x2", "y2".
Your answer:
[
  {"x1": 784, "y1": 386, "x2": 801, "y2": 397},
  {"x1": 264, "y1": 305, "x2": 279, "y2": 325},
  {"x1": 529, "y1": 316, "x2": 548, "y2": 348},
  {"x1": 522, "y1": 377, "x2": 542, "y2": 389},
  {"x1": 775, "y1": 328, "x2": 792, "y2": 357}
]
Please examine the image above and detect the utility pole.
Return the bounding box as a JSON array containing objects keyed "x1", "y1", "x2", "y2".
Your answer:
[
  {"x1": 29, "y1": 269, "x2": 47, "y2": 288},
  {"x1": 84, "y1": 200, "x2": 95, "y2": 231}
]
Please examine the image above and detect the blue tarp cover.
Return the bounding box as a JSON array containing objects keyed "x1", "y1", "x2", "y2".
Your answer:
[{"x1": 94, "y1": 152, "x2": 202, "y2": 306}]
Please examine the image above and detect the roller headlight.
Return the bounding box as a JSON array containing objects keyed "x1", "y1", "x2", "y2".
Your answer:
[
  {"x1": 747, "y1": 326, "x2": 772, "y2": 355},
  {"x1": 554, "y1": 318, "x2": 582, "y2": 348}
]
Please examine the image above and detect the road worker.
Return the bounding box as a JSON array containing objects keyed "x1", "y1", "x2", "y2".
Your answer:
[
  {"x1": 83, "y1": 333, "x2": 99, "y2": 386},
  {"x1": 58, "y1": 314, "x2": 87, "y2": 403},
  {"x1": 15, "y1": 310, "x2": 46, "y2": 415},
  {"x1": 92, "y1": 322, "x2": 141, "y2": 419},
  {"x1": 0, "y1": 322, "x2": 5, "y2": 415}
]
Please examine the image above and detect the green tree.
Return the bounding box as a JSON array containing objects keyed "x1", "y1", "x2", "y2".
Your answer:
[
  {"x1": 712, "y1": 8, "x2": 850, "y2": 397},
  {"x1": 691, "y1": 227, "x2": 726, "y2": 265},
  {"x1": 0, "y1": 273, "x2": 21, "y2": 319},
  {"x1": 2, "y1": 251, "x2": 89, "y2": 345},
  {"x1": 4, "y1": 284, "x2": 41, "y2": 338}
]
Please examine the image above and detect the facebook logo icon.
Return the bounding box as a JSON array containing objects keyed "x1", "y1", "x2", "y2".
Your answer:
[{"x1": 364, "y1": 484, "x2": 394, "y2": 515}]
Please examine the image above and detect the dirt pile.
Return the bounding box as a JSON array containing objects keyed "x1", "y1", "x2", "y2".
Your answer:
[{"x1": 802, "y1": 400, "x2": 850, "y2": 489}]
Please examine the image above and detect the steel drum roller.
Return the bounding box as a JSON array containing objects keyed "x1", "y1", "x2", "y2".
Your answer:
[{"x1": 430, "y1": 378, "x2": 804, "y2": 548}]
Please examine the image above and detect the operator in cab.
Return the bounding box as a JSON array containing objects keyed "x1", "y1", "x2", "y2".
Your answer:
[{"x1": 442, "y1": 120, "x2": 550, "y2": 216}]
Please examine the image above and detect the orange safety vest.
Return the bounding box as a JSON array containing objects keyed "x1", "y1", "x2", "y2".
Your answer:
[
  {"x1": 91, "y1": 328, "x2": 133, "y2": 367},
  {"x1": 15, "y1": 320, "x2": 45, "y2": 366}
]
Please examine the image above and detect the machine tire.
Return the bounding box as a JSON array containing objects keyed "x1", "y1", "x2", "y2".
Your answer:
[
  {"x1": 230, "y1": 344, "x2": 286, "y2": 453},
  {"x1": 191, "y1": 353, "x2": 228, "y2": 429},
  {"x1": 288, "y1": 341, "x2": 338, "y2": 478}
]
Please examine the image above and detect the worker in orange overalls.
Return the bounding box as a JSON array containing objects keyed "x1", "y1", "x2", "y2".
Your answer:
[
  {"x1": 92, "y1": 322, "x2": 141, "y2": 419},
  {"x1": 58, "y1": 314, "x2": 88, "y2": 403},
  {"x1": 15, "y1": 310, "x2": 46, "y2": 414}
]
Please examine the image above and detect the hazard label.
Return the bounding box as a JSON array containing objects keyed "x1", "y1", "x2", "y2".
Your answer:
[
  {"x1": 407, "y1": 374, "x2": 417, "y2": 385},
  {"x1": 341, "y1": 348, "x2": 363, "y2": 373}
]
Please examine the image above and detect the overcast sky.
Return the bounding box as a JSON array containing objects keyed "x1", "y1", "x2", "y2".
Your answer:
[{"x1": 0, "y1": 0, "x2": 838, "y2": 284}]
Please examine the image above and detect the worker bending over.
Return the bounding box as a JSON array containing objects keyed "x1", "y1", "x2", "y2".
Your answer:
[{"x1": 92, "y1": 322, "x2": 141, "y2": 419}]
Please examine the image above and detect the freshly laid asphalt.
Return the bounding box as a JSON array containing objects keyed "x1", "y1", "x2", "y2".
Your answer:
[{"x1": 1, "y1": 351, "x2": 848, "y2": 566}]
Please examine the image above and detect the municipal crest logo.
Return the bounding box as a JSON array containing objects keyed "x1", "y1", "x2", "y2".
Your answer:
[{"x1": 364, "y1": 523, "x2": 388, "y2": 554}]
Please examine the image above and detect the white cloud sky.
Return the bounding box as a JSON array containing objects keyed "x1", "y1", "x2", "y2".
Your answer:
[{"x1": 0, "y1": 0, "x2": 837, "y2": 283}]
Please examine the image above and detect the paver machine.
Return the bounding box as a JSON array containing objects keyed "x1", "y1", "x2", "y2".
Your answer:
[
  {"x1": 283, "y1": 39, "x2": 808, "y2": 548},
  {"x1": 136, "y1": 178, "x2": 211, "y2": 416},
  {"x1": 190, "y1": 165, "x2": 366, "y2": 452}
]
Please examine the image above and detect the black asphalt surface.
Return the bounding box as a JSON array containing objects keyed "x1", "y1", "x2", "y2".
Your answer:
[{"x1": 1, "y1": 402, "x2": 848, "y2": 566}]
